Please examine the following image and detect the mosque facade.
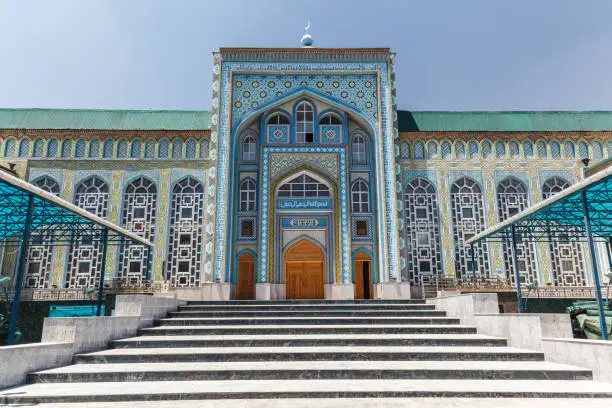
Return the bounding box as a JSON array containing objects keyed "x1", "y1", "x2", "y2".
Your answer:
[{"x1": 0, "y1": 44, "x2": 611, "y2": 299}]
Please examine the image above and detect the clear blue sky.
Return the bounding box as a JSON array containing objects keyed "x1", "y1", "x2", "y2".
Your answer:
[{"x1": 1, "y1": 0, "x2": 611, "y2": 111}]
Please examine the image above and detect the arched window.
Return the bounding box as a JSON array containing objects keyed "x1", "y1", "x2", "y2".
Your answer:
[
  {"x1": 33, "y1": 176, "x2": 60, "y2": 195},
  {"x1": 66, "y1": 176, "x2": 109, "y2": 288},
  {"x1": 551, "y1": 141, "x2": 561, "y2": 159},
  {"x1": 497, "y1": 177, "x2": 538, "y2": 286},
  {"x1": 75, "y1": 139, "x2": 86, "y2": 158},
  {"x1": 295, "y1": 101, "x2": 314, "y2": 143},
  {"x1": 118, "y1": 177, "x2": 157, "y2": 280},
  {"x1": 199, "y1": 139, "x2": 209, "y2": 158},
  {"x1": 18, "y1": 139, "x2": 30, "y2": 157},
  {"x1": 592, "y1": 142, "x2": 603, "y2": 161},
  {"x1": 427, "y1": 141, "x2": 438, "y2": 159},
  {"x1": 441, "y1": 141, "x2": 451, "y2": 159},
  {"x1": 25, "y1": 176, "x2": 61, "y2": 288},
  {"x1": 46, "y1": 139, "x2": 58, "y2": 158},
  {"x1": 116, "y1": 140, "x2": 128, "y2": 158},
  {"x1": 319, "y1": 114, "x2": 342, "y2": 125},
  {"x1": 495, "y1": 141, "x2": 506, "y2": 158},
  {"x1": 130, "y1": 140, "x2": 142, "y2": 158},
  {"x1": 351, "y1": 181, "x2": 370, "y2": 213},
  {"x1": 578, "y1": 141, "x2": 589, "y2": 159},
  {"x1": 171, "y1": 139, "x2": 182, "y2": 159},
  {"x1": 278, "y1": 174, "x2": 330, "y2": 198},
  {"x1": 89, "y1": 140, "x2": 100, "y2": 157},
  {"x1": 542, "y1": 177, "x2": 571, "y2": 199},
  {"x1": 242, "y1": 135, "x2": 257, "y2": 161},
  {"x1": 185, "y1": 140, "x2": 196, "y2": 159},
  {"x1": 564, "y1": 141, "x2": 575, "y2": 159},
  {"x1": 4, "y1": 138, "x2": 15, "y2": 157},
  {"x1": 542, "y1": 176, "x2": 586, "y2": 287},
  {"x1": 102, "y1": 140, "x2": 114, "y2": 158},
  {"x1": 537, "y1": 141, "x2": 548, "y2": 158},
  {"x1": 509, "y1": 141, "x2": 520, "y2": 158},
  {"x1": 158, "y1": 139, "x2": 169, "y2": 158},
  {"x1": 523, "y1": 141, "x2": 534, "y2": 158},
  {"x1": 144, "y1": 139, "x2": 155, "y2": 158},
  {"x1": 32, "y1": 139, "x2": 44, "y2": 158},
  {"x1": 414, "y1": 141, "x2": 425, "y2": 159},
  {"x1": 352, "y1": 134, "x2": 367, "y2": 164},
  {"x1": 61, "y1": 139, "x2": 72, "y2": 158},
  {"x1": 455, "y1": 141, "x2": 466, "y2": 159},
  {"x1": 267, "y1": 113, "x2": 290, "y2": 125},
  {"x1": 404, "y1": 178, "x2": 442, "y2": 285},
  {"x1": 450, "y1": 177, "x2": 489, "y2": 282},
  {"x1": 468, "y1": 140, "x2": 479, "y2": 159},
  {"x1": 399, "y1": 141, "x2": 410, "y2": 159},
  {"x1": 482, "y1": 141, "x2": 492, "y2": 159},
  {"x1": 166, "y1": 177, "x2": 205, "y2": 286},
  {"x1": 240, "y1": 179, "x2": 256, "y2": 212}
]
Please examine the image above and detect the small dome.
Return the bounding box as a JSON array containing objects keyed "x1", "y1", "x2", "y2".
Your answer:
[{"x1": 301, "y1": 33, "x2": 313, "y2": 47}]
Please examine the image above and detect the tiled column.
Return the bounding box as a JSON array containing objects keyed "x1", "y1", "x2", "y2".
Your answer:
[
  {"x1": 437, "y1": 168, "x2": 455, "y2": 277},
  {"x1": 105, "y1": 172, "x2": 124, "y2": 279},
  {"x1": 528, "y1": 169, "x2": 552, "y2": 284},
  {"x1": 50, "y1": 171, "x2": 75, "y2": 286},
  {"x1": 152, "y1": 169, "x2": 171, "y2": 281},
  {"x1": 482, "y1": 165, "x2": 502, "y2": 276}
]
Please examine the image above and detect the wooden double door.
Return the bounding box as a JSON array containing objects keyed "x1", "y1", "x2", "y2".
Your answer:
[
  {"x1": 236, "y1": 252, "x2": 255, "y2": 300},
  {"x1": 285, "y1": 240, "x2": 325, "y2": 299},
  {"x1": 354, "y1": 252, "x2": 373, "y2": 299}
]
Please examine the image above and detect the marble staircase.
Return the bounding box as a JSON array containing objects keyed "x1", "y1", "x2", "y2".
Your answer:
[{"x1": 2, "y1": 299, "x2": 612, "y2": 405}]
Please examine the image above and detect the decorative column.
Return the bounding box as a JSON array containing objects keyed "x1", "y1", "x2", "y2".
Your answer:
[
  {"x1": 152, "y1": 169, "x2": 171, "y2": 281},
  {"x1": 437, "y1": 168, "x2": 455, "y2": 278},
  {"x1": 104, "y1": 172, "x2": 124, "y2": 280},
  {"x1": 481, "y1": 165, "x2": 502, "y2": 277},
  {"x1": 50, "y1": 171, "x2": 75, "y2": 287},
  {"x1": 528, "y1": 169, "x2": 552, "y2": 284}
]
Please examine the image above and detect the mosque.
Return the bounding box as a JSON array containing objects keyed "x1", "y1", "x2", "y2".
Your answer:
[{"x1": 0, "y1": 33, "x2": 610, "y2": 300}]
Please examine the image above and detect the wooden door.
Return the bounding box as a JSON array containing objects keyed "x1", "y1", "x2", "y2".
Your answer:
[
  {"x1": 285, "y1": 240, "x2": 324, "y2": 299},
  {"x1": 354, "y1": 252, "x2": 373, "y2": 299},
  {"x1": 236, "y1": 252, "x2": 255, "y2": 300}
]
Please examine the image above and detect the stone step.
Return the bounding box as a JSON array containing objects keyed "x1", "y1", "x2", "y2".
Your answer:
[
  {"x1": 139, "y1": 324, "x2": 475, "y2": 336},
  {"x1": 111, "y1": 334, "x2": 507, "y2": 348},
  {"x1": 169, "y1": 310, "x2": 447, "y2": 318},
  {"x1": 75, "y1": 346, "x2": 544, "y2": 364},
  {"x1": 158, "y1": 316, "x2": 456, "y2": 326},
  {"x1": 12, "y1": 398, "x2": 612, "y2": 408},
  {"x1": 183, "y1": 300, "x2": 427, "y2": 305},
  {"x1": 178, "y1": 304, "x2": 437, "y2": 311},
  {"x1": 4, "y1": 379, "x2": 612, "y2": 403},
  {"x1": 27, "y1": 361, "x2": 593, "y2": 383}
]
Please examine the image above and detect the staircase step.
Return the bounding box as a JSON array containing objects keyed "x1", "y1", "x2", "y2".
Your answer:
[
  {"x1": 139, "y1": 324, "x2": 474, "y2": 335},
  {"x1": 178, "y1": 304, "x2": 437, "y2": 311},
  {"x1": 168, "y1": 310, "x2": 446, "y2": 317},
  {"x1": 158, "y1": 316, "x2": 456, "y2": 325},
  {"x1": 111, "y1": 334, "x2": 507, "y2": 348},
  {"x1": 27, "y1": 361, "x2": 592, "y2": 383},
  {"x1": 10, "y1": 398, "x2": 612, "y2": 408},
  {"x1": 183, "y1": 300, "x2": 427, "y2": 305},
  {"x1": 74, "y1": 346, "x2": 544, "y2": 363},
  {"x1": 4, "y1": 379, "x2": 612, "y2": 403}
]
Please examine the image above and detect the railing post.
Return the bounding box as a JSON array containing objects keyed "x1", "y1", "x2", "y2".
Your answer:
[
  {"x1": 511, "y1": 225, "x2": 524, "y2": 313},
  {"x1": 96, "y1": 228, "x2": 109, "y2": 317},
  {"x1": 581, "y1": 191, "x2": 608, "y2": 340},
  {"x1": 8, "y1": 193, "x2": 34, "y2": 345}
]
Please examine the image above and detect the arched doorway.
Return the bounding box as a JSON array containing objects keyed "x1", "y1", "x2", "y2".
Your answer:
[
  {"x1": 236, "y1": 252, "x2": 255, "y2": 300},
  {"x1": 285, "y1": 240, "x2": 324, "y2": 299},
  {"x1": 354, "y1": 251, "x2": 373, "y2": 299}
]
